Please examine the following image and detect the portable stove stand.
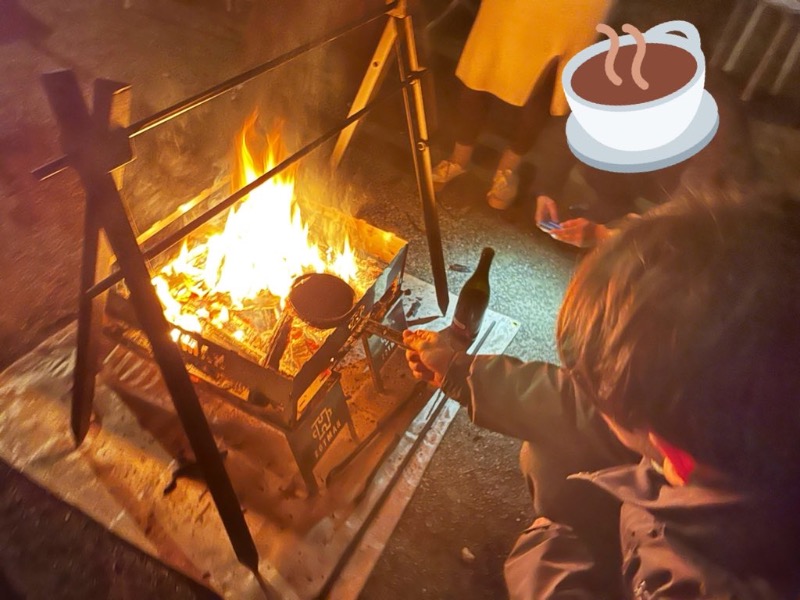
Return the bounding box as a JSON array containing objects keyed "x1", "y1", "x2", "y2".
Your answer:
[{"x1": 32, "y1": 0, "x2": 447, "y2": 578}]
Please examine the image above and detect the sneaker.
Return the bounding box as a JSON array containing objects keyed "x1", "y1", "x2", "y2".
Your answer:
[
  {"x1": 487, "y1": 169, "x2": 519, "y2": 210},
  {"x1": 431, "y1": 159, "x2": 467, "y2": 191}
]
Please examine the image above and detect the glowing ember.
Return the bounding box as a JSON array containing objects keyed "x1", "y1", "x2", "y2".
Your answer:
[{"x1": 151, "y1": 113, "x2": 359, "y2": 345}]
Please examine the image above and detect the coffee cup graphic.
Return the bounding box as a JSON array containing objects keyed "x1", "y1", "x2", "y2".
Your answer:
[{"x1": 563, "y1": 20, "x2": 719, "y2": 172}]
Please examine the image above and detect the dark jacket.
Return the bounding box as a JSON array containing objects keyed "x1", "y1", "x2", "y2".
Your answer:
[{"x1": 445, "y1": 354, "x2": 800, "y2": 599}]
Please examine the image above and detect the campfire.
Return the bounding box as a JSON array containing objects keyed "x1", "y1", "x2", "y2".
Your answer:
[
  {"x1": 104, "y1": 110, "x2": 409, "y2": 439},
  {"x1": 146, "y1": 113, "x2": 385, "y2": 377}
]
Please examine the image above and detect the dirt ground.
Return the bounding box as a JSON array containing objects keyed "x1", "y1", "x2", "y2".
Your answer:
[{"x1": 1, "y1": 0, "x2": 798, "y2": 598}]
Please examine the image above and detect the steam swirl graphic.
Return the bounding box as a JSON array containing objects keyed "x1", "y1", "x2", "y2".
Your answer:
[
  {"x1": 595, "y1": 23, "x2": 650, "y2": 90},
  {"x1": 595, "y1": 24, "x2": 622, "y2": 86},
  {"x1": 622, "y1": 24, "x2": 650, "y2": 90}
]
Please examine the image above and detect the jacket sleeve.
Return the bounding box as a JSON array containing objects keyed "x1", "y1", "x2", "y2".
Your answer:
[{"x1": 445, "y1": 353, "x2": 629, "y2": 464}]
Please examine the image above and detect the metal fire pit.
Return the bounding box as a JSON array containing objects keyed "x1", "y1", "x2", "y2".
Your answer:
[{"x1": 104, "y1": 200, "x2": 410, "y2": 493}]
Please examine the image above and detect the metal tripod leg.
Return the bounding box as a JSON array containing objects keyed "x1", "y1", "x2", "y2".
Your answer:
[
  {"x1": 394, "y1": 12, "x2": 449, "y2": 315},
  {"x1": 72, "y1": 80, "x2": 128, "y2": 444},
  {"x1": 330, "y1": 18, "x2": 398, "y2": 169},
  {"x1": 330, "y1": 4, "x2": 449, "y2": 314}
]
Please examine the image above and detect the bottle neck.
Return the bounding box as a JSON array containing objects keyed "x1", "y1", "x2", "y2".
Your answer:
[{"x1": 473, "y1": 248, "x2": 495, "y2": 278}]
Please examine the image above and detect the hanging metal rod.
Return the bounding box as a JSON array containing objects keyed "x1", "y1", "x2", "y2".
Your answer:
[
  {"x1": 85, "y1": 69, "x2": 423, "y2": 300},
  {"x1": 32, "y1": 0, "x2": 399, "y2": 181}
]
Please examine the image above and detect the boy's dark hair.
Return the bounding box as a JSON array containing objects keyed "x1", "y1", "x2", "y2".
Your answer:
[{"x1": 557, "y1": 189, "x2": 800, "y2": 489}]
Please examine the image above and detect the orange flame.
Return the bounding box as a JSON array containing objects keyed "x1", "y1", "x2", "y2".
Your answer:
[{"x1": 152, "y1": 112, "x2": 357, "y2": 339}]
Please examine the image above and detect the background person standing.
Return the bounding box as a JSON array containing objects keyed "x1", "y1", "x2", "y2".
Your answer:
[{"x1": 432, "y1": 0, "x2": 614, "y2": 209}]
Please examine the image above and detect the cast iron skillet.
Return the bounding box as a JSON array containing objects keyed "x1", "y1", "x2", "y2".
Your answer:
[{"x1": 264, "y1": 272, "x2": 356, "y2": 370}]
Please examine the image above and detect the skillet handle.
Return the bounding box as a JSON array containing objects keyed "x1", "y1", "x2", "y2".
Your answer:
[
  {"x1": 264, "y1": 310, "x2": 295, "y2": 371},
  {"x1": 364, "y1": 320, "x2": 413, "y2": 350}
]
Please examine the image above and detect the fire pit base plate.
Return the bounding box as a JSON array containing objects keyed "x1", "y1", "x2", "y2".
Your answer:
[{"x1": 0, "y1": 275, "x2": 519, "y2": 599}]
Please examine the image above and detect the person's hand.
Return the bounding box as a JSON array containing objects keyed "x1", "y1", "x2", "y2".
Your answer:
[
  {"x1": 402, "y1": 329, "x2": 456, "y2": 387},
  {"x1": 551, "y1": 218, "x2": 610, "y2": 248},
  {"x1": 535, "y1": 195, "x2": 559, "y2": 224}
]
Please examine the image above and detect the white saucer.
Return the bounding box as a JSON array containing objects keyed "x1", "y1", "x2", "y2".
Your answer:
[{"x1": 566, "y1": 91, "x2": 719, "y2": 173}]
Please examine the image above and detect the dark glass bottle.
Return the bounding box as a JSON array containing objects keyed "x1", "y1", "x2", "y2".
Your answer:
[{"x1": 449, "y1": 247, "x2": 495, "y2": 345}]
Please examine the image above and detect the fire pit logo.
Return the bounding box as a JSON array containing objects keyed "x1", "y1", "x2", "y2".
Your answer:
[{"x1": 311, "y1": 407, "x2": 343, "y2": 460}]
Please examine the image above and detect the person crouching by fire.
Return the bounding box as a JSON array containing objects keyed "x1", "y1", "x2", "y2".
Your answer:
[{"x1": 403, "y1": 189, "x2": 800, "y2": 598}]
